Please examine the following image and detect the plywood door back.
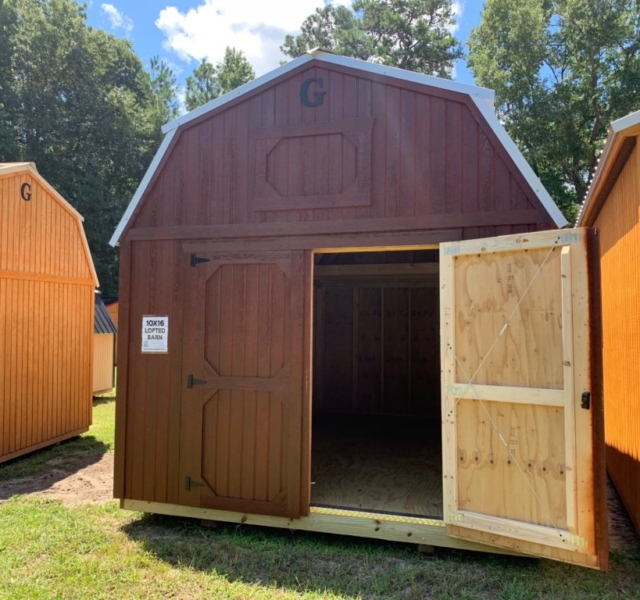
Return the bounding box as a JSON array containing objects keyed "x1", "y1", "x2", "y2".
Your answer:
[{"x1": 440, "y1": 229, "x2": 607, "y2": 569}]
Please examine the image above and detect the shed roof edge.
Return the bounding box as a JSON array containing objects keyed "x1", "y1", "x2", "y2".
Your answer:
[
  {"x1": 161, "y1": 51, "x2": 494, "y2": 135},
  {"x1": 577, "y1": 109, "x2": 640, "y2": 226}
]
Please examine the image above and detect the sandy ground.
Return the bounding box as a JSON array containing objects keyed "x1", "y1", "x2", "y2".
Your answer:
[
  {"x1": 0, "y1": 452, "x2": 115, "y2": 506},
  {"x1": 0, "y1": 450, "x2": 638, "y2": 552}
]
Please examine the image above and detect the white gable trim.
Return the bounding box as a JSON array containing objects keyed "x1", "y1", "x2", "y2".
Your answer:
[
  {"x1": 109, "y1": 128, "x2": 177, "y2": 247},
  {"x1": 471, "y1": 97, "x2": 568, "y2": 228},
  {"x1": 611, "y1": 109, "x2": 640, "y2": 133}
]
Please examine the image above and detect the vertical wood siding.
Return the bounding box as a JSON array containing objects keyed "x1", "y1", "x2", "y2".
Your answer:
[
  {"x1": 131, "y1": 64, "x2": 552, "y2": 231},
  {"x1": 0, "y1": 172, "x2": 95, "y2": 462},
  {"x1": 0, "y1": 279, "x2": 94, "y2": 461},
  {"x1": 593, "y1": 142, "x2": 640, "y2": 533},
  {"x1": 116, "y1": 62, "x2": 557, "y2": 507}
]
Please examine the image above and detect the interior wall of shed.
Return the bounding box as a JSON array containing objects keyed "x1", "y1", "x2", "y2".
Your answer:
[{"x1": 312, "y1": 249, "x2": 441, "y2": 419}]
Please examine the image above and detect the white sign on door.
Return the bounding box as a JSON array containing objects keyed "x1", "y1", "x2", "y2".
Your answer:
[{"x1": 141, "y1": 316, "x2": 169, "y2": 353}]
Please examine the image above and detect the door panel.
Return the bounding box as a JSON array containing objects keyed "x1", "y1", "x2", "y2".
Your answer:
[
  {"x1": 180, "y1": 250, "x2": 308, "y2": 518},
  {"x1": 440, "y1": 229, "x2": 607, "y2": 569}
]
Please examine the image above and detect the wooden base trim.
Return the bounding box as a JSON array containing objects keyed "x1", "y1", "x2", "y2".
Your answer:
[
  {"x1": 121, "y1": 499, "x2": 519, "y2": 555},
  {"x1": 0, "y1": 427, "x2": 89, "y2": 464}
]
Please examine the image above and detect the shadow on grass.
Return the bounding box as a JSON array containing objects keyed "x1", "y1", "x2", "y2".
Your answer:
[
  {"x1": 0, "y1": 434, "x2": 109, "y2": 498},
  {"x1": 122, "y1": 514, "x2": 562, "y2": 599}
]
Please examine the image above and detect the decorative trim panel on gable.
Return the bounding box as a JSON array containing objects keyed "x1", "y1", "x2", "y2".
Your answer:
[{"x1": 251, "y1": 118, "x2": 374, "y2": 212}]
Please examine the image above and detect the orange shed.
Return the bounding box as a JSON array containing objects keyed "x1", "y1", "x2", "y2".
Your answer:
[
  {"x1": 110, "y1": 52, "x2": 608, "y2": 568},
  {"x1": 578, "y1": 111, "x2": 640, "y2": 535},
  {"x1": 0, "y1": 162, "x2": 98, "y2": 462}
]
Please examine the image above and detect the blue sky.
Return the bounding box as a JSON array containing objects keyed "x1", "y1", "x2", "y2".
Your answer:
[{"x1": 84, "y1": 0, "x2": 485, "y2": 91}]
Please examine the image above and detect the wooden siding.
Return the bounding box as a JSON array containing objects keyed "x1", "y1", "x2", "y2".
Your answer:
[
  {"x1": 0, "y1": 279, "x2": 94, "y2": 462},
  {"x1": 0, "y1": 172, "x2": 95, "y2": 282},
  {"x1": 314, "y1": 283, "x2": 440, "y2": 418},
  {"x1": 593, "y1": 141, "x2": 640, "y2": 533},
  {"x1": 115, "y1": 62, "x2": 558, "y2": 513},
  {"x1": 93, "y1": 334, "x2": 115, "y2": 394},
  {"x1": 130, "y1": 63, "x2": 553, "y2": 234},
  {"x1": 0, "y1": 170, "x2": 95, "y2": 463}
]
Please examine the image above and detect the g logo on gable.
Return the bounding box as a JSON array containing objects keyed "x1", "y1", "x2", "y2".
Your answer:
[
  {"x1": 300, "y1": 77, "x2": 326, "y2": 107},
  {"x1": 20, "y1": 183, "x2": 32, "y2": 201}
]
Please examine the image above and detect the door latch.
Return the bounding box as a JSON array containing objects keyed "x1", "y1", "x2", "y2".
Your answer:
[
  {"x1": 187, "y1": 374, "x2": 207, "y2": 388},
  {"x1": 581, "y1": 391, "x2": 591, "y2": 410}
]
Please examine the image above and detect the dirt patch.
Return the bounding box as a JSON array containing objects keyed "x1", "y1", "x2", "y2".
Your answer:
[{"x1": 0, "y1": 452, "x2": 114, "y2": 506}]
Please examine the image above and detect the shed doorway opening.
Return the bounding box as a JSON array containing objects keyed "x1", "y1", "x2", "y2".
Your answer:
[{"x1": 311, "y1": 249, "x2": 442, "y2": 518}]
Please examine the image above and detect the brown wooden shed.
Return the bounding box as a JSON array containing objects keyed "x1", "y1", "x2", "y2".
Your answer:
[
  {"x1": 111, "y1": 52, "x2": 607, "y2": 568},
  {"x1": 0, "y1": 162, "x2": 98, "y2": 462},
  {"x1": 578, "y1": 110, "x2": 640, "y2": 536}
]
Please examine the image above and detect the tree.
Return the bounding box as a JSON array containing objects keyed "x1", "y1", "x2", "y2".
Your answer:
[
  {"x1": 185, "y1": 47, "x2": 255, "y2": 111},
  {"x1": 0, "y1": 0, "x2": 163, "y2": 295},
  {"x1": 150, "y1": 56, "x2": 180, "y2": 125},
  {"x1": 468, "y1": 0, "x2": 640, "y2": 222},
  {"x1": 185, "y1": 58, "x2": 218, "y2": 111},
  {"x1": 216, "y1": 47, "x2": 256, "y2": 96},
  {"x1": 282, "y1": 0, "x2": 463, "y2": 77}
]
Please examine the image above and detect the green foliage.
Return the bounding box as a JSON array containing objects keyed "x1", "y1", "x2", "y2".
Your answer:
[
  {"x1": 185, "y1": 47, "x2": 255, "y2": 112},
  {"x1": 282, "y1": 0, "x2": 463, "y2": 77},
  {"x1": 216, "y1": 47, "x2": 256, "y2": 96},
  {"x1": 150, "y1": 56, "x2": 180, "y2": 125},
  {"x1": 468, "y1": 0, "x2": 640, "y2": 222},
  {"x1": 185, "y1": 58, "x2": 218, "y2": 112},
  {"x1": 0, "y1": 0, "x2": 164, "y2": 295}
]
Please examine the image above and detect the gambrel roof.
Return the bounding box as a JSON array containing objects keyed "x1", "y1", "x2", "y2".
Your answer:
[{"x1": 110, "y1": 50, "x2": 567, "y2": 246}]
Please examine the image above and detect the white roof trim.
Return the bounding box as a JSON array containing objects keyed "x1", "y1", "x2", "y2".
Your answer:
[
  {"x1": 470, "y1": 97, "x2": 568, "y2": 228},
  {"x1": 576, "y1": 109, "x2": 640, "y2": 225},
  {"x1": 109, "y1": 128, "x2": 177, "y2": 246},
  {"x1": 162, "y1": 50, "x2": 494, "y2": 134},
  {"x1": 111, "y1": 51, "x2": 564, "y2": 245},
  {"x1": 611, "y1": 109, "x2": 640, "y2": 133}
]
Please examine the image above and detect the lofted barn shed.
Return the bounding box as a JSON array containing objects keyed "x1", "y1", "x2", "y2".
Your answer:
[
  {"x1": 0, "y1": 162, "x2": 98, "y2": 462},
  {"x1": 578, "y1": 110, "x2": 640, "y2": 536},
  {"x1": 111, "y1": 52, "x2": 607, "y2": 568}
]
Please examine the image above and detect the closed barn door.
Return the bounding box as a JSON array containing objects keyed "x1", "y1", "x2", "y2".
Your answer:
[{"x1": 179, "y1": 250, "x2": 310, "y2": 518}]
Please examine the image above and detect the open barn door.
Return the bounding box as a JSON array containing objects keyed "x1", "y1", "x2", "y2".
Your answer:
[
  {"x1": 440, "y1": 229, "x2": 607, "y2": 569},
  {"x1": 179, "y1": 249, "x2": 311, "y2": 518}
]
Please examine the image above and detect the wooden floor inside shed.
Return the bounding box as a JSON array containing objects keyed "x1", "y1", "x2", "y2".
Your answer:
[{"x1": 310, "y1": 414, "x2": 443, "y2": 518}]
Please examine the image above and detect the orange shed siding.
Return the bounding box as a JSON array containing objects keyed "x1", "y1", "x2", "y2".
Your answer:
[
  {"x1": 0, "y1": 168, "x2": 96, "y2": 463},
  {"x1": 593, "y1": 141, "x2": 640, "y2": 533}
]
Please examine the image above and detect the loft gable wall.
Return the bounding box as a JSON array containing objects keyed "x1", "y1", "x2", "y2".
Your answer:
[{"x1": 127, "y1": 60, "x2": 557, "y2": 237}]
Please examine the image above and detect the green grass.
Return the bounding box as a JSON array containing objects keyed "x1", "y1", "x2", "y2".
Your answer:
[
  {"x1": 1, "y1": 398, "x2": 640, "y2": 599},
  {"x1": 0, "y1": 399, "x2": 114, "y2": 482}
]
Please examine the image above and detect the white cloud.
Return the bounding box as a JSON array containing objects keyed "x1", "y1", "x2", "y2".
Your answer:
[
  {"x1": 155, "y1": 0, "x2": 352, "y2": 76},
  {"x1": 449, "y1": 1, "x2": 463, "y2": 34},
  {"x1": 100, "y1": 3, "x2": 133, "y2": 33}
]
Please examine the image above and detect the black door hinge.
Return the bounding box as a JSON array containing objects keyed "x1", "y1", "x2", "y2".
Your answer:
[
  {"x1": 187, "y1": 374, "x2": 207, "y2": 388},
  {"x1": 185, "y1": 476, "x2": 205, "y2": 491},
  {"x1": 190, "y1": 254, "x2": 211, "y2": 267},
  {"x1": 581, "y1": 391, "x2": 591, "y2": 410}
]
